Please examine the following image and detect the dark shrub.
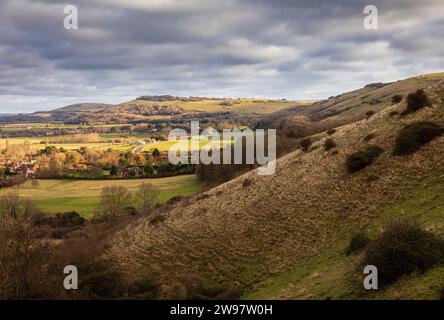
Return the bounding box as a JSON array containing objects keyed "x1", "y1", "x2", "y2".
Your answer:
[
  {"x1": 75, "y1": 261, "x2": 127, "y2": 299},
  {"x1": 402, "y1": 89, "x2": 430, "y2": 115},
  {"x1": 361, "y1": 220, "x2": 444, "y2": 287},
  {"x1": 389, "y1": 111, "x2": 399, "y2": 117},
  {"x1": 167, "y1": 195, "x2": 185, "y2": 205},
  {"x1": 345, "y1": 145, "x2": 384, "y2": 173},
  {"x1": 152, "y1": 148, "x2": 161, "y2": 157},
  {"x1": 393, "y1": 121, "x2": 444, "y2": 156},
  {"x1": 242, "y1": 177, "x2": 253, "y2": 187},
  {"x1": 43, "y1": 211, "x2": 84, "y2": 228},
  {"x1": 327, "y1": 128, "x2": 336, "y2": 135},
  {"x1": 300, "y1": 137, "x2": 312, "y2": 152},
  {"x1": 392, "y1": 94, "x2": 403, "y2": 104},
  {"x1": 61, "y1": 212, "x2": 84, "y2": 226},
  {"x1": 346, "y1": 232, "x2": 370, "y2": 256},
  {"x1": 124, "y1": 206, "x2": 137, "y2": 216},
  {"x1": 363, "y1": 133, "x2": 376, "y2": 142},
  {"x1": 324, "y1": 138, "x2": 336, "y2": 151},
  {"x1": 83, "y1": 270, "x2": 124, "y2": 299},
  {"x1": 365, "y1": 110, "x2": 376, "y2": 118},
  {"x1": 150, "y1": 214, "x2": 166, "y2": 225},
  {"x1": 110, "y1": 165, "x2": 118, "y2": 176}
]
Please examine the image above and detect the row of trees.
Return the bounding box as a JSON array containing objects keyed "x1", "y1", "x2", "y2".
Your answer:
[
  {"x1": 35, "y1": 146, "x2": 166, "y2": 178},
  {"x1": 44, "y1": 133, "x2": 101, "y2": 144},
  {"x1": 94, "y1": 182, "x2": 160, "y2": 222}
]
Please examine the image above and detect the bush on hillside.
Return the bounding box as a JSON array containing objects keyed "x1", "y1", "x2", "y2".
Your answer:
[
  {"x1": 167, "y1": 195, "x2": 186, "y2": 205},
  {"x1": 242, "y1": 177, "x2": 253, "y2": 187},
  {"x1": 327, "y1": 128, "x2": 336, "y2": 135},
  {"x1": 389, "y1": 111, "x2": 399, "y2": 117},
  {"x1": 81, "y1": 264, "x2": 126, "y2": 299},
  {"x1": 402, "y1": 89, "x2": 431, "y2": 115},
  {"x1": 324, "y1": 138, "x2": 336, "y2": 151},
  {"x1": 300, "y1": 137, "x2": 312, "y2": 152},
  {"x1": 345, "y1": 145, "x2": 384, "y2": 173},
  {"x1": 392, "y1": 94, "x2": 403, "y2": 104},
  {"x1": 346, "y1": 232, "x2": 370, "y2": 256},
  {"x1": 393, "y1": 121, "x2": 444, "y2": 156},
  {"x1": 39, "y1": 211, "x2": 85, "y2": 228},
  {"x1": 361, "y1": 220, "x2": 444, "y2": 287}
]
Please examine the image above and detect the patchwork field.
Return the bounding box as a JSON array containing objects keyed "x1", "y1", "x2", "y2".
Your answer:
[
  {"x1": 0, "y1": 132, "x2": 236, "y2": 153},
  {"x1": 0, "y1": 175, "x2": 201, "y2": 217}
]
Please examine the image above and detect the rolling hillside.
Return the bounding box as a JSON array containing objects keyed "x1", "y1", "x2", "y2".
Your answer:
[
  {"x1": 257, "y1": 73, "x2": 444, "y2": 136},
  {"x1": 52, "y1": 103, "x2": 111, "y2": 113},
  {"x1": 73, "y1": 97, "x2": 305, "y2": 124},
  {"x1": 0, "y1": 103, "x2": 111, "y2": 123},
  {"x1": 107, "y1": 73, "x2": 444, "y2": 299},
  {"x1": 0, "y1": 96, "x2": 307, "y2": 125}
]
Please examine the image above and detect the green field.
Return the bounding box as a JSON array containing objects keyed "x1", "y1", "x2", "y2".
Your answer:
[{"x1": 0, "y1": 175, "x2": 201, "y2": 218}]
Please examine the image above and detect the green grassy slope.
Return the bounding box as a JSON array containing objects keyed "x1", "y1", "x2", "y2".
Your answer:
[{"x1": 245, "y1": 172, "x2": 444, "y2": 300}]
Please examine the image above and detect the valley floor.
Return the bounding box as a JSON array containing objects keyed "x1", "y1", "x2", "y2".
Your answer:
[{"x1": 0, "y1": 175, "x2": 201, "y2": 217}]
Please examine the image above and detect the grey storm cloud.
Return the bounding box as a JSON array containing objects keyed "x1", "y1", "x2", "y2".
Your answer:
[{"x1": 0, "y1": 0, "x2": 443, "y2": 112}]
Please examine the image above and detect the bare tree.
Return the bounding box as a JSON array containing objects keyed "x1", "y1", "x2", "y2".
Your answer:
[
  {"x1": 136, "y1": 182, "x2": 160, "y2": 214},
  {"x1": 0, "y1": 220, "x2": 50, "y2": 299},
  {"x1": 94, "y1": 186, "x2": 130, "y2": 222},
  {"x1": 0, "y1": 193, "x2": 21, "y2": 220}
]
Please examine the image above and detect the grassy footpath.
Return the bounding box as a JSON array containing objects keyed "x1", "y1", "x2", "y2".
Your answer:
[{"x1": 0, "y1": 174, "x2": 201, "y2": 218}]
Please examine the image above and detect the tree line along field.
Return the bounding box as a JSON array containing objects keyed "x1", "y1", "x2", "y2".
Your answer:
[
  {"x1": 0, "y1": 132, "x2": 238, "y2": 154},
  {"x1": 0, "y1": 174, "x2": 201, "y2": 218}
]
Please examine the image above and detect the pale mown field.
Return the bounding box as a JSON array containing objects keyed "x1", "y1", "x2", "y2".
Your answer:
[{"x1": 0, "y1": 174, "x2": 201, "y2": 217}]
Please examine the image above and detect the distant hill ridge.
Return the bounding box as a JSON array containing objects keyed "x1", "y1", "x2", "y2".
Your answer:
[{"x1": 52, "y1": 103, "x2": 111, "y2": 112}]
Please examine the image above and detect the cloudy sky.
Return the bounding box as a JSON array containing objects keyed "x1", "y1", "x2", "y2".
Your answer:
[{"x1": 0, "y1": 0, "x2": 443, "y2": 113}]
